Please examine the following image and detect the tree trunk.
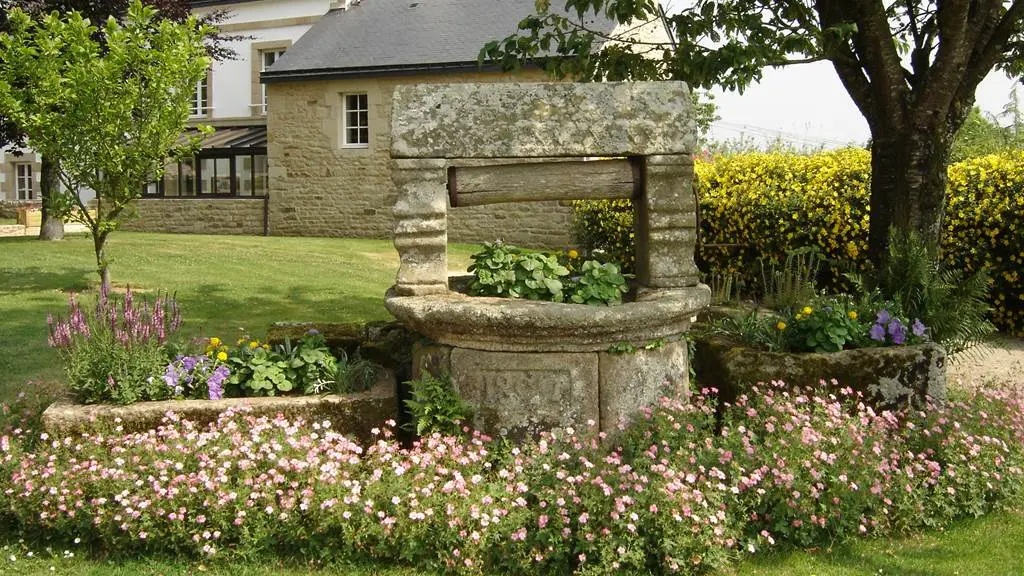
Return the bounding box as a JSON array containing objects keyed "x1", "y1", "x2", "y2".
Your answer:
[
  {"x1": 38, "y1": 156, "x2": 64, "y2": 241},
  {"x1": 93, "y1": 231, "x2": 110, "y2": 290},
  {"x1": 867, "y1": 125, "x2": 951, "y2": 265}
]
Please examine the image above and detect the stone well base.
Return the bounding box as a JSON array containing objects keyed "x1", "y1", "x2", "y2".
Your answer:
[
  {"x1": 41, "y1": 373, "x2": 397, "y2": 440},
  {"x1": 414, "y1": 339, "x2": 690, "y2": 437},
  {"x1": 694, "y1": 338, "x2": 947, "y2": 409}
]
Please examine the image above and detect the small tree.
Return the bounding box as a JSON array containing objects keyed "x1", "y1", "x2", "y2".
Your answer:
[{"x1": 0, "y1": 0, "x2": 210, "y2": 288}]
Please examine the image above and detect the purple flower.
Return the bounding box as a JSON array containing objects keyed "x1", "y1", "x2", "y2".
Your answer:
[
  {"x1": 875, "y1": 309, "x2": 891, "y2": 325},
  {"x1": 888, "y1": 318, "x2": 906, "y2": 345},
  {"x1": 869, "y1": 323, "x2": 886, "y2": 342},
  {"x1": 912, "y1": 319, "x2": 926, "y2": 337},
  {"x1": 307, "y1": 328, "x2": 320, "y2": 336},
  {"x1": 207, "y1": 365, "x2": 230, "y2": 400}
]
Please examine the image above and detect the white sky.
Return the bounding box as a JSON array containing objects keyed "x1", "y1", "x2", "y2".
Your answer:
[
  {"x1": 706, "y1": 62, "x2": 1022, "y2": 150},
  {"x1": 656, "y1": 1, "x2": 1022, "y2": 150}
]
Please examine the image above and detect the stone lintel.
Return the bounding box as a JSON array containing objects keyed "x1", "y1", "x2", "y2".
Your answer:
[{"x1": 391, "y1": 82, "x2": 695, "y2": 159}]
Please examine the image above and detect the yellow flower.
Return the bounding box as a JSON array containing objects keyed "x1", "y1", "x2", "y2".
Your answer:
[
  {"x1": 249, "y1": 340, "x2": 260, "y2": 349},
  {"x1": 262, "y1": 344, "x2": 270, "y2": 350},
  {"x1": 776, "y1": 321, "x2": 787, "y2": 331},
  {"x1": 568, "y1": 249, "x2": 579, "y2": 259},
  {"x1": 237, "y1": 338, "x2": 245, "y2": 345},
  {"x1": 847, "y1": 311, "x2": 858, "y2": 320},
  {"x1": 216, "y1": 351, "x2": 228, "y2": 361},
  {"x1": 209, "y1": 337, "x2": 221, "y2": 347},
  {"x1": 801, "y1": 306, "x2": 813, "y2": 316}
]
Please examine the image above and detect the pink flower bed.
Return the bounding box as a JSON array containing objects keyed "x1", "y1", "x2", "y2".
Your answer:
[{"x1": 2, "y1": 381, "x2": 1023, "y2": 574}]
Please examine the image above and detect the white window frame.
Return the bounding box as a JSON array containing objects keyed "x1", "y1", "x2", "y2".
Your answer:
[
  {"x1": 190, "y1": 76, "x2": 209, "y2": 118},
  {"x1": 342, "y1": 93, "x2": 369, "y2": 148},
  {"x1": 260, "y1": 49, "x2": 286, "y2": 115},
  {"x1": 15, "y1": 163, "x2": 34, "y2": 200}
]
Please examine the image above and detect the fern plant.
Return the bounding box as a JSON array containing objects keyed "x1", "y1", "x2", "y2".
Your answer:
[
  {"x1": 870, "y1": 229, "x2": 994, "y2": 355},
  {"x1": 403, "y1": 373, "x2": 474, "y2": 436}
]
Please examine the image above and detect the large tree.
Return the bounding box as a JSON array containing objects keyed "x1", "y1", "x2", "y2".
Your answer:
[
  {"x1": 0, "y1": 0, "x2": 238, "y2": 241},
  {"x1": 482, "y1": 0, "x2": 1024, "y2": 264},
  {"x1": 0, "y1": 0, "x2": 210, "y2": 287}
]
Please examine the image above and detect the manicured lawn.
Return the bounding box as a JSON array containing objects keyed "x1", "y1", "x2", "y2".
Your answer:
[
  {"x1": 2, "y1": 231, "x2": 1022, "y2": 575},
  {"x1": 0, "y1": 232, "x2": 475, "y2": 399},
  {"x1": 2, "y1": 508, "x2": 1021, "y2": 575}
]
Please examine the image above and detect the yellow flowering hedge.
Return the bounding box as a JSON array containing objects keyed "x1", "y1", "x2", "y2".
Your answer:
[{"x1": 572, "y1": 149, "x2": 1024, "y2": 334}]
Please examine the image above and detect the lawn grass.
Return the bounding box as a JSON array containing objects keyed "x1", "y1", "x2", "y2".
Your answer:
[
  {"x1": 0, "y1": 232, "x2": 476, "y2": 399},
  {"x1": 0, "y1": 218, "x2": 17, "y2": 225},
  {"x1": 2, "y1": 232, "x2": 1023, "y2": 575}
]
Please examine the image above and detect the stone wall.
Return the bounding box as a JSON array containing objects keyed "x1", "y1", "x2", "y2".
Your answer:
[
  {"x1": 0, "y1": 200, "x2": 38, "y2": 219},
  {"x1": 123, "y1": 198, "x2": 266, "y2": 236},
  {"x1": 267, "y1": 70, "x2": 576, "y2": 249}
]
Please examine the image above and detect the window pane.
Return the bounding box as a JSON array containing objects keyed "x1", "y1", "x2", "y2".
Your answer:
[
  {"x1": 357, "y1": 94, "x2": 367, "y2": 109},
  {"x1": 359, "y1": 111, "x2": 368, "y2": 126},
  {"x1": 253, "y1": 154, "x2": 268, "y2": 196},
  {"x1": 181, "y1": 158, "x2": 196, "y2": 196},
  {"x1": 359, "y1": 128, "x2": 369, "y2": 144},
  {"x1": 164, "y1": 163, "x2": 180, "y2": 197},
  {"x1": 238, "y1": 155, "x2": 252, "y2": 197},
  {"x1": 215, "y1": 158, "x2": 230, "y2": 194}
]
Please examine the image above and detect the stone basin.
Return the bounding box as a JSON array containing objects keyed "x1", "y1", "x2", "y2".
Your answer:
[{"x1": 385, "y1": 283, "x2": 710, "y2": 353}]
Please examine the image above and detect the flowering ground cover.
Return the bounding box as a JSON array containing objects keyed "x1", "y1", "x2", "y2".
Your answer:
[{"x1": 2, "y1": 382, "x2": 1023, "y2": 574}]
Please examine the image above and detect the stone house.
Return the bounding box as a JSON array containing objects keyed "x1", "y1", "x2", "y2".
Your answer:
[
  {"x1": 128, "y1": 0, "x2": 672, "y2": 248},
  {"x1": 125, "y1": 0, "x2": 333, "y2": 235}
]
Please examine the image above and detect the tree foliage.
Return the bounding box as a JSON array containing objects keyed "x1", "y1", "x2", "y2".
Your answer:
[
  {"x1": 482, "y1": 0, "x2": 1024, "y2": 264},
  {"x1": 0, "y1": 0, "x2": 210, "y2": 286}
]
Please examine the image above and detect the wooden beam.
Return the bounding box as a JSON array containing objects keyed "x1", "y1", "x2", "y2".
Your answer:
[{"x1": 447, "y1": 159, "x2": 638, "y2": 207}]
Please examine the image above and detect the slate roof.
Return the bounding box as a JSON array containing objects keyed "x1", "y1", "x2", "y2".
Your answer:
[{"x1": 261, "y1": 0, "x2": 622, "y2": 82}]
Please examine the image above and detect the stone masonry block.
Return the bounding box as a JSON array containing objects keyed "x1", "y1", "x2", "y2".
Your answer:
[
  {"x1": 598, "y1": 339, "x2": 690, "y2": 433},
  {"x1": 450, "y1": 348, "x2": 599, "y2": 438}
]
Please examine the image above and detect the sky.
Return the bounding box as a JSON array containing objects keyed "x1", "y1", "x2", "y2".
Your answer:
[
  {"x1": 706, "y1": 62, "x2": 1022, "y2": 150},
  {"x1": 655, "y1": 1, "x2": 1023, "y2": 150}
]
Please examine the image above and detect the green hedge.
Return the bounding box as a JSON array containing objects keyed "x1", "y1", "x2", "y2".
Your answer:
[{"x1": 573, "y1": 149, "x2": 1024, "y2": 335}]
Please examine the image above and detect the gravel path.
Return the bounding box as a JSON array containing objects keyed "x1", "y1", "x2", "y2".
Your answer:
[{"x1": 947, "y1": 335, "x2": 1024, "y2": 389}]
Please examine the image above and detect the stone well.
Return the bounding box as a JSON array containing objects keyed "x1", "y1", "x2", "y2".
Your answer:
[{"x1": 384, "y1": 82, "x2": 710, "y2": 437}]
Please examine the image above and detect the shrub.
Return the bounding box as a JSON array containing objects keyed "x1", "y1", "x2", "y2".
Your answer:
[
  {"x1": 572, "y1": 150, "x2": 1024, "y2": 334},
  {"x1": 46, "y1": 285, "x2": 181, "y2": 404},
  {"x1": 2, "y1": 384, "x2": 1023, "y2": 573}
]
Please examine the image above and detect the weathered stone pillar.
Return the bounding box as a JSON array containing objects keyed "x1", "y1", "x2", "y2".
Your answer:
[
  {"x1": 392, "y1": 158, "x2": 448, "y2": 296},
  {"x1": 635, "y1": 154, "x2": 700, "y2": 288}
]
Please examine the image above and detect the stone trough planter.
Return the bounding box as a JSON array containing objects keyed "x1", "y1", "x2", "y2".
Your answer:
[
  {"x1": 693, "y1": 337, "x2": 947, "y2": 409},
  {"x1": 41, "y1": 372, "x2": 397, "y2": 440}
]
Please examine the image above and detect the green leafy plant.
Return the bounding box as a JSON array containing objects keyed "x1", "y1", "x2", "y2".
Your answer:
[
  {"x1": 567, "y1": 259, "x2": 630, "y2": 305},
  {"x1": 468, "y1": 242, "x2": 570, "y2": 302},
  {"x1": 403, "y1": 373, "x2": 474, "y2": 436},
  {"x1": 226, "y1": 345, "x2": 291, "y2": 396},
  {"x1": 784, "y1": 297, "x2": 863, "y2": 353},
  {"x1": 226, "y1": 331, "x2": 339, "y2": 396}
]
